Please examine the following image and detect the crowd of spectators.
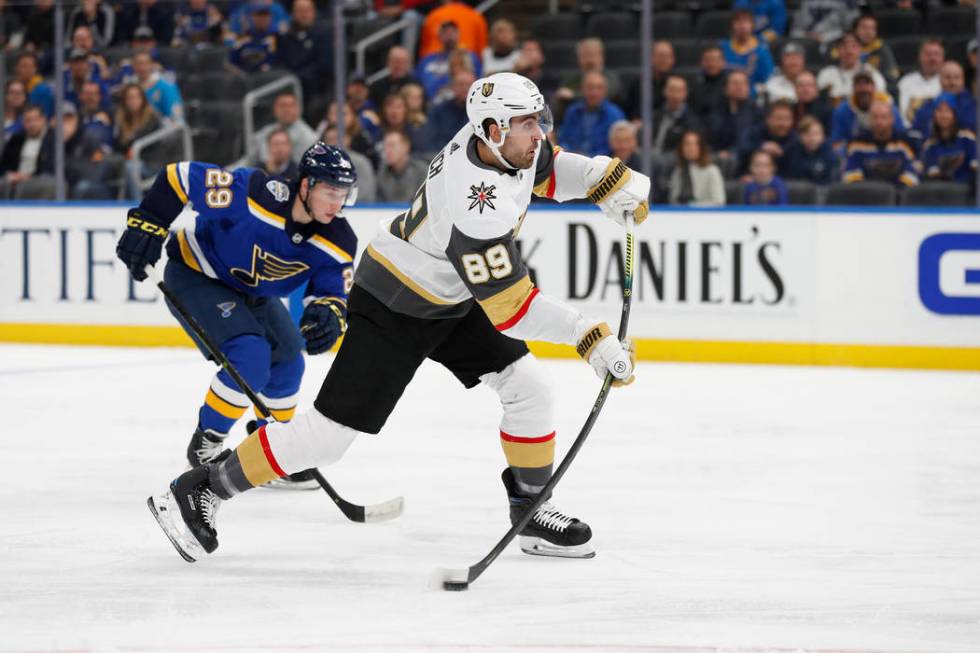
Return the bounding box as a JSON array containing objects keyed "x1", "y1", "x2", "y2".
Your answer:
[{"x1": 1, "y1": 0, "x2": 978, "y2": 205}]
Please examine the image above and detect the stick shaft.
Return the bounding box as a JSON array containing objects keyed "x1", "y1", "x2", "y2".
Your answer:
[
  {"x1": 147, "y1": 265, "x2": 363, "y2": 519},
  {"x1": 462, "y1": 215, "x2": 637, "y2": 585}
]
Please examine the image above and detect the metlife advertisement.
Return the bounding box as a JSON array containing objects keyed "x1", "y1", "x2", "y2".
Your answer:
[{"x1": 1, "y1": 204, "x2": 979, "y2": 368}]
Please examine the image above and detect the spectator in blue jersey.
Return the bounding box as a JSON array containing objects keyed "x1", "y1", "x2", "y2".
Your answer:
[
  {"x1": 558, "y1": 71, "x2": 626, "y2": 158},
  {"x1": 743, "y1": 149, "x2": 789, "y2": 205},
  {"x1": 230, "y1": 5, "x2": 279, "y2": 73},
  {"x1": 66, "y1": 0, "x2": 115, "y2": 50},
  {"x1": 738, "y1": 99, "x2": 797, "y2": 176},
  {"x1": 278, "y1": 0, "x2": 332, "y2": 110},
  {"x1": 67, "y1": 25, "x2": 111, "y2": 81},
  {"x1": 132, "y1": 51, "x2": 184, "y2": 123},
  {"x1": 3, "y1": 81, "x2": 27, "y2": 145},
  {"x1": 733, "y1": 0, "x2": 787, "y2": 44},
  {"x1": 417, "y1": 20, "x2": 481, "y2": 101},
  {"x1": 77, "y1": 80, "x2": 114, "y2": 150},
  {"x1": 64, "y1": 48, "x2": 110, "y2": 112},
  {"x1": 112, "y1": 27, "x2": 177, "y2": 96},
  {"x1": 830, "y1": 71, "x2": 902, "y2": 151},
  {"x1": 115, "y1": 0, "x2": 175, "y2": 45},
  {"x1": 13, "y1": 53, "x2": 54, "y2": 118},
  {"x1": 920, "y1": 95, "x2": 978, "y2": 186},
  {"x1": 172, "y1": 0, "x2": 225, "y2": 47},
  {"x1": 784, "y1": 116, "x2": 838, "y2": 185},
  {"x1": 843, "y1": 100, "x2": 919, "y2": 189},
  {"x1": 114, "y1": 143, "x2": 359, "y2": 488},
  {"x1": 422, "y1": 69, "x2": 474, "y2": 154},
  {"x1": 229, "y1": 0, "x2": 288, "y2": 37},
  {"x1": 720, "y1": 10, "x2": 774, "y2": 96},
  {"x1": 911, "y1": 62, "x2": 977, "y2": 145}
]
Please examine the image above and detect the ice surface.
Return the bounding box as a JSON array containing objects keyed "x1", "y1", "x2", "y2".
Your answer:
[{"x1": 2, "y1": 344, "x2": 979, "y2": 652}]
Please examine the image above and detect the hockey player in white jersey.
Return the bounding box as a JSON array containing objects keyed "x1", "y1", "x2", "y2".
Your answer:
[{"x1": 148, "y1": 72, "x2": 651, "y2": 563}]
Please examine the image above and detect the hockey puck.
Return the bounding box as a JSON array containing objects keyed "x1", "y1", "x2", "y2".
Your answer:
[{"x1": 443, "y1": 581, "x2": 469, "y2": 592}]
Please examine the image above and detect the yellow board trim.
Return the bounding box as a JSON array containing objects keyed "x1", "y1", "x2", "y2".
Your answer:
[
  {"x1": 176, "y1": 231, "x2": 203, "y2": 273},
  {"x1": 166, "y1": 164, "x2": 188, "y2": 204},
  {"x1": 236, "y1": 431, "x2": 280, "y2": 488},
  {"x1": 500, "y1": 437, "x2": 556, "y2": 468},
  {"x1": 3, "y1": 323, "x2": 980, "y2": 372},
  {"x1": 365, "y1": 245, "x2": 455, "y2": 306}
]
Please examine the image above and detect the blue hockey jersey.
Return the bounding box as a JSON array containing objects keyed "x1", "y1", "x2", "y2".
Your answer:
[{"x1": 143, "y1": 161, "x2": 356, "y2": 310}]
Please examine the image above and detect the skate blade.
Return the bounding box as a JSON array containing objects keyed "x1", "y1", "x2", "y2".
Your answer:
[
  {"x1": 147, "y1": 492, "x2": 206, "y2": 563},
  {"x1": 260, "y1": 477, "x2": 320, "y2": 491},
  {"x1": 519, "y1": 536, "x2": 596, "y2": 559}
]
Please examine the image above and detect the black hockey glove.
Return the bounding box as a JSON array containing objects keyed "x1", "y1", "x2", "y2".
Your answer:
[
  {"x1": 116, "y1": 207, "x2": 168, "y2": 281},
  {"x1": 300, "y1": 300, "x2": 346, "y2": 355}
]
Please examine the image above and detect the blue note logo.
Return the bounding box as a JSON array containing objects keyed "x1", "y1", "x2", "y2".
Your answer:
[
  {"x1": 217, "y1": 302, "x2": 236, "y2": 318},
  {"x1": 918, "y1": 233, "x2": 980, "y2": 315}
]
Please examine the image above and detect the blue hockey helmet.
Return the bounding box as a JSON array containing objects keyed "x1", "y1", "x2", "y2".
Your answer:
[{"x1": 298, "y1": 141, "x2": 358, "y2": 207}]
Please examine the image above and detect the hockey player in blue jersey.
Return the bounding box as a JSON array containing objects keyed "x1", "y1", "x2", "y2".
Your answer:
[{"x1": 116, "y1": 143, "x2": 358, "y2": 489}]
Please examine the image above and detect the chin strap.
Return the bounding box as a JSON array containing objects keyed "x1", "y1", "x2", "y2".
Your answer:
[{"x1": 475, "y1": 126, "x2": 519, "y2": 171}]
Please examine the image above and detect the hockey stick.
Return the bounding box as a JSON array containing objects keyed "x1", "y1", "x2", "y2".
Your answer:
[
  {"x1": 435, "y1": 213, "x2": 636, "y2": 591},
  {"x1": 147, "y1": 264, "x2": 404, "y2": 523}
]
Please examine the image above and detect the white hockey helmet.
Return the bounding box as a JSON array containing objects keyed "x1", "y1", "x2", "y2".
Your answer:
[{"x1": 466, "y1": 72, "x2": 553, "y2": 169}]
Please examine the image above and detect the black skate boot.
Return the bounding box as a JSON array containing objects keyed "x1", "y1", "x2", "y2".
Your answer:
[
  {"x1": 147, "y1": 464, "x2": 221, "y2": 562},
  {"x1": 502, "y1": 468, "x2": 595, "y2": 559},
  {"x1": 186, "y1": 427, "x2": 231, "y2": 468},
  {"x1": 245, "y1": 420, "x2": 319, "y2": 491}
]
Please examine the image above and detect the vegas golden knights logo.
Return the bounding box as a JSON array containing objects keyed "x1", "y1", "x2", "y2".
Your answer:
[
  {"x1": 230, "y1": 245, "x2": 309, "y2": 287},
  {"x1": 481, "y1": 82, "x2": 494, "y2": 97}
]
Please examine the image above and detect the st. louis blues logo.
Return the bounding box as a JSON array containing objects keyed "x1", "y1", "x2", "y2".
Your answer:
[
  {"x1": 230, "y1": 244, "x2": 310, "y2": 287},
  {"x1": 217, "y1": 302, "x2": 236, "y2": 318},
  {"x1": 467, "y1": 182, "x2": 496, "y2": 214}
]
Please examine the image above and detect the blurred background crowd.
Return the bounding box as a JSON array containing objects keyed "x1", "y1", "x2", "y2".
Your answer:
[{"x1": 1, "y1": 0, "x2": 978, "y2": 206}]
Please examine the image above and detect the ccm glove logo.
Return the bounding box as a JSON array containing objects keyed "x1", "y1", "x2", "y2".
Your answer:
[
  {"x1": 919, "y1": 233, "x2": 980, "y2": 315},
  {"x1": 126, "y1": 216, "x2": 168, "y2": 238}
]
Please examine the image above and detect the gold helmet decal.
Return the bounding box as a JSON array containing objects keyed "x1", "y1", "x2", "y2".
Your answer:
[{"x1": 481, "y1": 82, "x2": 495, "y2": 97}]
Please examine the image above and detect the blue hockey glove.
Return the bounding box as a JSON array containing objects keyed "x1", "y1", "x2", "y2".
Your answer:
[
  {"x1": 300, "y1": 299, "x2": 346, "y2": 355},
  {"x1": 116, "y1": 208, "x2": 168, "y2": 281}
]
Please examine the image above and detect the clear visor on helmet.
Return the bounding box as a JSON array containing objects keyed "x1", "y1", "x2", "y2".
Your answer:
[
  {"x1": 537, "y1": 105, "x2": 554, "y2": 135},
  {"x1": 311, "y1": 179, "x2": 358, "y2": 208}
]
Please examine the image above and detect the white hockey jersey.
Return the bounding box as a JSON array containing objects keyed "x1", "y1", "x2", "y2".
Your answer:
[
  {"x1": 357, "y1": 125, "x2": 558, "y2": 325},
  {"x1": 355, "y1": 123, "x2": 632, "y2": 348}
]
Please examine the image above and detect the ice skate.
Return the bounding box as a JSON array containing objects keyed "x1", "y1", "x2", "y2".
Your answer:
[
  {"x1": 147, "y1": 464, "x2": 221, "y2": 562},
  {"x1": 186, "y1": 427, "x2": 231, "y2": 468},
  {"x1": 502, "y1": 468, "x2": 595, "y2": 559},
  {"x1": 245, "y1": 421, "x2": 320, "y2": 490}
]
